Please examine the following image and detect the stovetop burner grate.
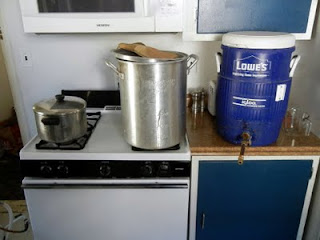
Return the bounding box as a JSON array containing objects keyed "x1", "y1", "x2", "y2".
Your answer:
[
  {"x1": 132, "y1": 144, "x2": 180, "y2": 151},
  {"x1": 35, "y1": 112, "x2": 101, "y2": 150}
]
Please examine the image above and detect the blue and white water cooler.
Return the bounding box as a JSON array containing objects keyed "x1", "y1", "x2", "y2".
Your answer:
[{"x1": 216, "y1": 32, "x2": 301, "y2": 146}]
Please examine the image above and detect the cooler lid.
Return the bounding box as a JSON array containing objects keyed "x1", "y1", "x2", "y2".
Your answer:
[{"x1": 222, "y1": 32, "x2": 296, "y2": 49}]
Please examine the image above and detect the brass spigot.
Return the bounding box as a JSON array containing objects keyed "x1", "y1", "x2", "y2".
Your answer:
[{"x1": 238, "y1": 132, "x2": 252, "y2": 165}]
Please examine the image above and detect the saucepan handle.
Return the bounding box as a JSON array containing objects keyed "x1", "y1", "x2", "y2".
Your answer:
[
  {"x1": 289, "y1": 55, "x2": 301, "y2": 78},
  {"x1": 41, "y1": 117, "x2": 60, "y2": 126},
  {"x1": 186, "y1": 54, "x2": 199, "y2": 75},
  {"x1": 105, "y1": 61, "x2": 125, "y2": 80}
]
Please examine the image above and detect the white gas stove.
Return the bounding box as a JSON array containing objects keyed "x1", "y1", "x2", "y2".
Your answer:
[
  {"x1": 20, "y1": 90, "x2": 190, "y2": 240},
  {"x1": 20, "y1": 109, "x2": 190, "y2": 179}
]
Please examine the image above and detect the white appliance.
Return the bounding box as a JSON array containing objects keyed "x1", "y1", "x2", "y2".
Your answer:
[
  {"x1": 23, "y1": 178, "x2": 189, "y2": 240},
  {"x1": 19, "y1": 0, "x2": 183, "y2": 33},
  {"x1": 20, "y1": 91, "x2": 191, "y2": 240}
]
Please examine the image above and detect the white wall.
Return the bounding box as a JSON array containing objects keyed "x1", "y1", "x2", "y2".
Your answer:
[
  {"x1": 290, "y1": 10, "x2": 320, "y2": 137},
  {"x1": 293, "y1": 10, "x2": 320, "y2": 240},
  {"x1": 0, "y1": 37, "x2": 13, "y2": 121}
]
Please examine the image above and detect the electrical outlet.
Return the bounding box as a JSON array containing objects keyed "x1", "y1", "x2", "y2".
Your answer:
[{"x1": 20, "y1": 50, "x2": 33, "y2": 67}]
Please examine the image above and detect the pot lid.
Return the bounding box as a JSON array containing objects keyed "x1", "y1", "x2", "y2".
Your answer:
[
  {"x1": 33, "y1": 95, "x2": 87, "y2": 115},
  {"x1": 112, "y1": 49, "x2": 189, "y2": 63}
]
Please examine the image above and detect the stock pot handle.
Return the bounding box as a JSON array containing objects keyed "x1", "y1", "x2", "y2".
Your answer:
[
  {"x1": 105, "y1": 61, "x2": 125, "y2": 80},
  {"x1": 186, "y1": 54, "x2": 199, "y2": 75}
]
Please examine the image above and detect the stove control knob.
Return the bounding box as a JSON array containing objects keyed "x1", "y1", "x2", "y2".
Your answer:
[
  {"x1": 159, "y1": 162, "x2": 170, "y2": 176},
  {"x1": 141, "y1": 163, "x2": 153, "y2": 177},
  {"x1": 100, "y1": 164, "x2": 111, "y2": 178},
  {"x1": 57, "y1": 165, "x2": 69, "y2": 178},
  {"x1": 40, "y1": 165, "x2": 52, "y2": 177}
]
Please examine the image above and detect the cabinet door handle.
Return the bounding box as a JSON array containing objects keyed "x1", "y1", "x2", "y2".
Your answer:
[{"x1": 201, "y1": 213, "x2": 206, "y2": 230}]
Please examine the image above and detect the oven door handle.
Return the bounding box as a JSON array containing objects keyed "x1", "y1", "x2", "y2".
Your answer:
[
  {"x1": 22, "y1": 183, "x2": 188, "y2": 189},
  {"x1": 22, "y1": 178, "x2": 189, "y2": 189}
]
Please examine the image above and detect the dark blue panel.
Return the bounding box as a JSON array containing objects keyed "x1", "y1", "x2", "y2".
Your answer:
[
  {"x1": 216, "y1": 46, "x2": 295, "y2": 146},
  {"x1": 197, "y1": 0, "x2": 312, "y2": 33},
  {"x1": 196, "y1": 160, "x2": 312, "y2": 240}
]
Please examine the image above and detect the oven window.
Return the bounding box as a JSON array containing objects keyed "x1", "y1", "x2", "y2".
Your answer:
[{"x1": 38, "y1": 0, "x2": 135, "y2": 13}]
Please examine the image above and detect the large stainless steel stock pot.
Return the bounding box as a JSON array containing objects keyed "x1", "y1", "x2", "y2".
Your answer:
[{"x1": 106, "y1": 49, "x2": 199, "y2": 149}]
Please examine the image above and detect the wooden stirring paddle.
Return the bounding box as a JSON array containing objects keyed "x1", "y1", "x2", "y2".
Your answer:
[
  {"x1": 118, "y1": 42, "x2": 145, "y2": 52},
  {"x1": 117, "y1": 43, "x2": 178, "y2": 59}
]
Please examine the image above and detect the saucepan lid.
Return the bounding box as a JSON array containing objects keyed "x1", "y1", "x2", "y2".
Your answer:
[{"x1": 33, "y1": 95, "x2": 87, "y2": 115}]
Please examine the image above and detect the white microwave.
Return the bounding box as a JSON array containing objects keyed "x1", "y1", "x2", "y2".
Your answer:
[{"x1": 19, "y1": 0, "x2": 183, "y2": 33}]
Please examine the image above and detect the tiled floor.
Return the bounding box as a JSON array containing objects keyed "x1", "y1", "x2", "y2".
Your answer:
[{"x1": 0, "y1": 210, "x2": 33, "y2": 240}]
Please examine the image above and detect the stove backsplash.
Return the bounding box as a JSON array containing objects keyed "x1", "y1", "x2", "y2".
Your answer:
[{"x1": 62, "y1": 90, "x2": 120, "y2": 108}]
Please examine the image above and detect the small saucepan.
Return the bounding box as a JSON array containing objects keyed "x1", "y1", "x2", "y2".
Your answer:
[{"x1": 33, "y1": 94, "x2": 87, "y2": 143}]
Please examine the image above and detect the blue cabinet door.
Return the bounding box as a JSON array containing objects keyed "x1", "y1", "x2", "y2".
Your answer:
[
  {"x1": 197, "y1": 0, "x2": 313, "y2": 33},
  {"x1": 196, "y1": 160, "x2": 312, "y2": 240}
]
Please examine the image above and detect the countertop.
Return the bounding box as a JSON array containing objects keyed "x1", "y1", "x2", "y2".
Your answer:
[{"x1": 186, "y1": 109, "x2": 320, "y2": 156}]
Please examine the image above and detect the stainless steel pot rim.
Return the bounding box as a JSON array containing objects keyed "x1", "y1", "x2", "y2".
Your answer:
[
  {"x1": 33, "y1": 96, "x2": 87, "y2": 115},
  {"x1": 33, "y1": 110, "x2": 83, "y2": 116},
  {"x1": 112, "y1": 49, "x2": 189, "y2": 63}
]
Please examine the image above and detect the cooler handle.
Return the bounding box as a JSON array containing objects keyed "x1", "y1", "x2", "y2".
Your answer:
[
  {"x1": 215, "y1": 52, "x2": 222, "y2": 73},
  {"x1": 289, "y1": 55, "x2": 301, "y2": 78}
]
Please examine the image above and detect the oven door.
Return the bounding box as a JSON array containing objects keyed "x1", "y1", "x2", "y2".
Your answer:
[{"x1": 22, "y1": 178, "x2": 189, "y2": 240}]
